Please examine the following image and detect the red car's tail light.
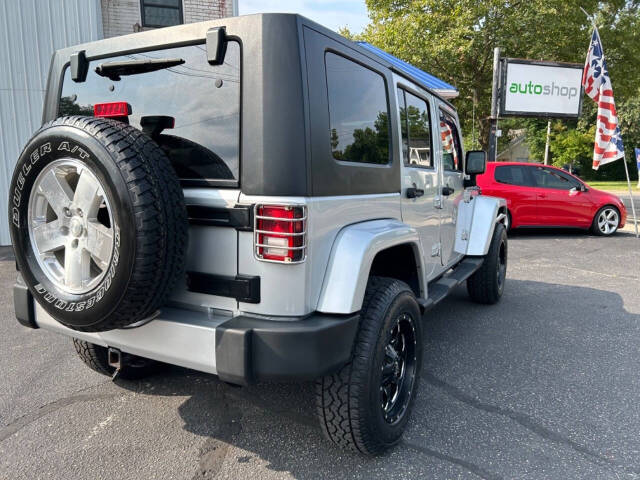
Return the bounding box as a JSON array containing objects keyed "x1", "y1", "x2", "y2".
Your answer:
[
  {"x1": 93, "y1": 102, "x2": 131, "y2": 119},
  {"x1": 255, "y1": 205, "x2": 306, "y2": 263}
]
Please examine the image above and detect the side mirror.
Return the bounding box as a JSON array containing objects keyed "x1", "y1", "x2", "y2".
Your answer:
[{"x1": 466, "y1": 150, "x2": 487, "y2": 175}]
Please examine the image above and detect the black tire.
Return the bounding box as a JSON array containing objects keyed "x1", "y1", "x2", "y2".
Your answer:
[
  {"x1": 72, "y1": 339, "x2": 162, "y2": 380},
  {"x1": 591, "y1": 205, "x2": 620, "y2": 236},
  {"x1": 9, "y1": 116, "x2": 188, "y2": 332},
  {"x1": 316, "y1": 277, "x2": 422, "y2": 455},
  {"x1": 467, "y1": 222, "x2": 507, "y2": 304}
]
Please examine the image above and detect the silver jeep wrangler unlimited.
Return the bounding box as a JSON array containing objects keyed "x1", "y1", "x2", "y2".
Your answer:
[{"x1": 9, "y1": 14, "x2": 507, "y2": 455}]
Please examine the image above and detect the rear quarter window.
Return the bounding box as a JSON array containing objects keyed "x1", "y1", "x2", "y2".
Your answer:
[
  {"x1": 58, "y1": 41, "x2": 241, "y2": 186},
  {"x1": 325, "y1": 52, "x2": 390, "y2": 165}
]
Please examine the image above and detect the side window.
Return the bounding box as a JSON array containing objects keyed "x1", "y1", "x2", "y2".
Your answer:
[
  {"x1": 326, "y1": 53, "x2": 390, "y2": 165},
  {"x1": 531, "y1": 167, "x2": 575, "y2": 190},
  {"x1": 398, "y1": 88, "x2": 432, "y2": 168},
  {"x1": 495, "y1": 166, "x2": 530, "y2": 186},
  {"x1": 439, "y1": 111, "x2": 463, "y2": 172}
]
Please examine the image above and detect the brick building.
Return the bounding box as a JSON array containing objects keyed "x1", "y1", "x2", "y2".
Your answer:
[{"x1": 101, "y1": 0, "x2": 238, "y2": 38}]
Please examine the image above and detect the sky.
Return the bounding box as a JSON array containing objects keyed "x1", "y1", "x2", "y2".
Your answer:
[{"x1": 238, "y1": 0, "x2": 370, "y2": 34}]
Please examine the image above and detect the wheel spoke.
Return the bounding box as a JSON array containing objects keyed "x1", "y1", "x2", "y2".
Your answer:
[
  {"x1": 381, "y1": 361, "x2": 395, "y2": 379},
  {"x1": 64, "y1": 246, "x2": 90, "y2": 289},
  {"x1": 86, "y1": 221, "x2": 113, "y2": 271},
  {"x1": 32, "y1": 220, "x2": 65, "y2": 253},
  {"x1": 38, "y1": 169, "x2": 73, "y2": 217},
  {"x1": 73, "y1": 168, "x2": 103, "y2": 216},
  {"x1": 385, "y1": 344, "x2": 399, "y2": 363},
  {"x1": 381, "y1": 384, "x2": 394, "y2": 411}
]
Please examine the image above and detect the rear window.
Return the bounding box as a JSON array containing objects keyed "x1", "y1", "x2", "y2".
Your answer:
[
  {"x1": 325, "y1": 52, "x2": 390, "y2": 165},
  {"x1": 59, "y1": 41, "x2": 241, "y2": 186}
]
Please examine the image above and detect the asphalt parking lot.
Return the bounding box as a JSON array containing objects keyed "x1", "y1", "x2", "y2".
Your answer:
[{"x1": 1, "y1": 229, "x2": 639, "y2": 480}]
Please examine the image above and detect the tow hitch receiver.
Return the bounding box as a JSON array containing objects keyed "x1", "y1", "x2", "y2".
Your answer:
[{"x1": 108, "y1": 347, "x2": 122, "y2": 380}]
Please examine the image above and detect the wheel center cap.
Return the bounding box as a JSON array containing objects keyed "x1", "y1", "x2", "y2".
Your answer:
[{"x1": 70, "y1": 218, "x2": 84, "y2": 237}]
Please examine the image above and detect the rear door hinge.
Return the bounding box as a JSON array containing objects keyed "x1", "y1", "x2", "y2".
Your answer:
[{"x1": 431, "y1": 243, "x2": 441, "y2": 257}]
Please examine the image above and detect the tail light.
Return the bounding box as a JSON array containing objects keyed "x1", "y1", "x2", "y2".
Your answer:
[
  {"x1": 255, "y1": 205, "x2": 306, "y2": 263},
  {"x1": 93, "y1": 102, "x2": 131, "y2": 119}
]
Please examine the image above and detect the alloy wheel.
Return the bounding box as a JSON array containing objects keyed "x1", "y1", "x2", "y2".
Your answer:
[
  {"x1": 27, "y1": 159, "x2": 116, "y2": 294},
  {"x1": 380, "y1": 312, "x2": 418, "y2": 425},
  {"x1": 597, "y1": 208, "x2": 619, "y2": 235}
]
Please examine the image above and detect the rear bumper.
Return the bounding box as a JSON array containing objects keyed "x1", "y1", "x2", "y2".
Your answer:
[
  {"x1": 215, "y1": 313, "x2": 359, "y2": 385},
  {"x1": 14, "y1": 281, "x2": 359, "y2": 385}
]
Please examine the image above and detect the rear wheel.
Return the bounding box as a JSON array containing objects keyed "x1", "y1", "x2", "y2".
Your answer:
[
  {"x1": 591, "y1": 206, "x2": 620, "y2": 236},
  {"x1": 467, "y1": 222, "x2": 507, "y2": 304},
  {"x1": 72, "y1": 339, "x2": 162, "y2": 380},
  {"x1": 316, "y1": 277, "x2": 422, "y2": 455}
]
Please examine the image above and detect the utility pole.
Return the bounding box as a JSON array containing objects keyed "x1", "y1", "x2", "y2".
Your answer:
[
  {"x1": 488, "y1": 47, "x2": 501, "y2": 161},
  {"x1": 543, "y1": 119, "x2": 551, "y2": 165}
]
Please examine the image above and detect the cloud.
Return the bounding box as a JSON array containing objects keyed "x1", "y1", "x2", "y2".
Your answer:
[{"x1": 238, "y1": 0, "x2": 369, "y2": 33}]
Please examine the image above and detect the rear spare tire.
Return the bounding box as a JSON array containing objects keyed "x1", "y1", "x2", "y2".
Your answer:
[{"x1": 9, "y1": 116, "x2": 188, "y2": 332}]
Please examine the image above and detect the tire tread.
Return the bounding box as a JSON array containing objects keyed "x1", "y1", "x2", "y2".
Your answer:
[{"x1": 31, "y1": 116, "x2": 188, "y2": 331}]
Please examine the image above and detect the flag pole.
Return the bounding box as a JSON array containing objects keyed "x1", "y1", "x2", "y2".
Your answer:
[
  {"x1": 622, "y1": 156, "x2": 639, "y2": 237},
  {"x1": 580, "y1": 7, "x2": 637, "y2": 237}
]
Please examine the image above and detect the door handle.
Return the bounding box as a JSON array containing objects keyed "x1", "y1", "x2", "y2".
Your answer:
[
  {"x1": 406, "y1": 187, "x2": 424, "y2": 198},
  {"x1": 442, "y1": 186, "x2": 454, "y2": 196}
]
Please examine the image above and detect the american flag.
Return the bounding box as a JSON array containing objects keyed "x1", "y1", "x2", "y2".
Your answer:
[{"x1": 582, "y1": 28, "x2": 624, "y2": 170}]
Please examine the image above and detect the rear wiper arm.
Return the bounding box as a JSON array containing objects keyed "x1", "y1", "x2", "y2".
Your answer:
[{"x1": 95, "y1": 58, "x2": 185, "y2": 80}]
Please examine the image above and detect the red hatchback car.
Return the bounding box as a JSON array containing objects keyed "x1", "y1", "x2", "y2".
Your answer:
[{"x1": 477, "y1": 162, "x2": 627, "y2": 235}]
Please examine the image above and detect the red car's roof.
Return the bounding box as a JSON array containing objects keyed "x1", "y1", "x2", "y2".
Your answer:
[{"x1": 486, "y1": 161, "x2": 545, "y2": 168}]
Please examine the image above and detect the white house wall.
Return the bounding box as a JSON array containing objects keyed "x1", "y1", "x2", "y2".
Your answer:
[{"x1": 0, "y1": 0, "x2": 103, "y2": 246}]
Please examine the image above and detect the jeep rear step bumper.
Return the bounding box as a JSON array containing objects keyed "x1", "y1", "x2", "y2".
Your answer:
[{"x1": 14, "y1": 282, "x2": 359, "y2": 385}]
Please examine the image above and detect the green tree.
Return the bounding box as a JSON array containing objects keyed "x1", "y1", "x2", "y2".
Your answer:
[
  {"x1": 359, "y1": 0, "x2": 640, "y2": 157},
  {"x1": 334, "y1": 112, "x2": 390, "y2": 164},
  {"x1": 59, "y1": 96, "x2": 93, "y2": 116}
]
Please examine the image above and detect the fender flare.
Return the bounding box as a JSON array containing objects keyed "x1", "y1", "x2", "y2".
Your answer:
[
  {"x1": 455, "y1": 195, "x2": 507, "y2": 256},
  {"x1": 316, "y1": 219, "x2": 424, "y2": 314}
]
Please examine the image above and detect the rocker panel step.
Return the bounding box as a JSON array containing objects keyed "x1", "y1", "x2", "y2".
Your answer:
[{"x1": 422, "y1": 257, "x2": 484, "y2": 311}]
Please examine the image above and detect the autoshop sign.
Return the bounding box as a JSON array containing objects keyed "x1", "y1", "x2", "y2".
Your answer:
[{"x1": 500, "y1": 59, "x2": 584, "y2": 118}]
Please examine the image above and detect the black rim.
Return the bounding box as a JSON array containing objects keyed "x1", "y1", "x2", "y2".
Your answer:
[
  {"x1": 497, "y1": 240, "x2": 506, "y2": 290},
  {"x1": 380, "y1": 312, "x2": 417, "y2": 425}
]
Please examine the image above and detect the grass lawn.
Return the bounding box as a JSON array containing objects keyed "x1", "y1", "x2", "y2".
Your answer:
[{"x1": 587, "y1": 180, "x2": 640, "y2": 192}]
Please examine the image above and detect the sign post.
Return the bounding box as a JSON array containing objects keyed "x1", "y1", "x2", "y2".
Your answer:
[
  {"x1": 543, "y1": 120, "x2": 552, "y2": 165},
  {"x1": 488, "y1": 47, "x2": 501, "y2": 162}
]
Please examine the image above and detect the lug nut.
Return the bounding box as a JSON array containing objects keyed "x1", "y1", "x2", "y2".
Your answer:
[{"x1": 63, "y1": 207, "x2": 72, "y2": 217}]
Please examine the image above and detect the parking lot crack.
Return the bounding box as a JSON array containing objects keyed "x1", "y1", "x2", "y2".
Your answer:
[
  {"x1": 0, "y1": 392, "x2": 120, "y2": 443},
  {"x1": 422, "y1": 372, "x2": 640, "y2": 475},
  {"x1": 402, "y1": 440, "x2": 503, "y2": 480}
]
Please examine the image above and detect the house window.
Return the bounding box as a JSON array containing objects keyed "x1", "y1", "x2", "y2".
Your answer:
[{"x1": 141, "y1": 0, "x2": 183, "y2": 28}]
